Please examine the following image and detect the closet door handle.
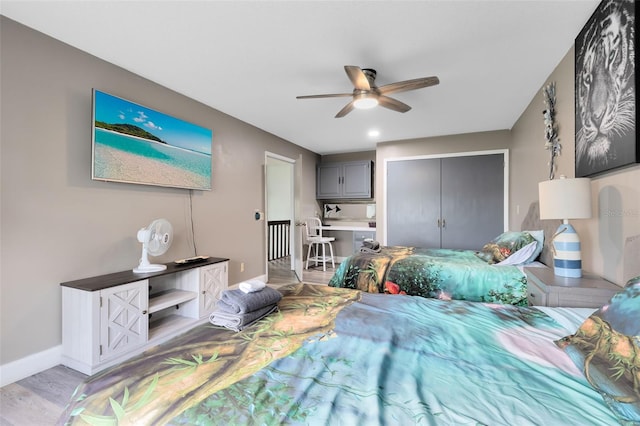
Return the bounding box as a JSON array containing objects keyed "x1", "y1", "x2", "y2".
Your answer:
[
  {"x1": 442, "y1": 219, "x2": 446, "y2": 228},
  {"x1": 437, "y1": 218, "x2": 441, "y2": 228}
]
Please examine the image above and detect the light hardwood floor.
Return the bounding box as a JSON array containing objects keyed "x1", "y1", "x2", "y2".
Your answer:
[
  {"x1": 0, "y1": 257, "x2": 336, "y2": 425},
  {"x1": 268, "y1": 255, "x2": 336, "y2": 286}
]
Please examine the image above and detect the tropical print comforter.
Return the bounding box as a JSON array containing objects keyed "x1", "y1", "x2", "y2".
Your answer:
[
  {"x1": 329, "y1": 246, "x2": 528, "y2": 305},
  {"x1": 59, "y1": 284, "x2": 618, "y2": 426}
]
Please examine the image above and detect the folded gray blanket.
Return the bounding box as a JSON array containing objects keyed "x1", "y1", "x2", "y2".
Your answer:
[
  {"x1": 360, "y1": 246, "x2": 382, "y2": 253},
  {"x1": 209, "y1": 304, "x2": 278, "y2": 332},
  {"x1": 362, "y1": 240, "x2": 381, "y2": 251},
  {"x1": 217, "y1": 286, "x2": 282, "y2": 314},
  {"x1": 360, "y1": 239, "x2": 381, "y2": 253}
]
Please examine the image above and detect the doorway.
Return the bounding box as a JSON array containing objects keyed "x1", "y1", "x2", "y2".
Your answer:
[{"x1": 265, "y1": 153, "x2": 299, "y2": 282}]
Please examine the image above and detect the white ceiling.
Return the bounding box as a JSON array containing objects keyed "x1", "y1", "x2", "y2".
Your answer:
[{"x1": 2, "y1": 0, "x2": 599, "y2": 155}]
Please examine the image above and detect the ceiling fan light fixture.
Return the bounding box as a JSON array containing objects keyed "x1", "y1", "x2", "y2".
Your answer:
[
  {"x1": 296, "y1": 66, "x2": 439, "y2": 117},
  {"x1": 353, "y1": 94, "x2": 378, "y2": 110}
]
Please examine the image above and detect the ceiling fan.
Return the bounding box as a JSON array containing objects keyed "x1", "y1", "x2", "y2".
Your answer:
[{"x1": 296, "y1": 65, "x2": 439, "y2": 118}]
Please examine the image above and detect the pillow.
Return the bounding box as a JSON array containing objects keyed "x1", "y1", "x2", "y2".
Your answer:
[
  {"x1": 523, "y1": 230, "x2": 544, "y2": 264},
  {"x1": 495, "y1": 241, "x2": 538, "y2": 266},
  {"x1": 475, "y1": 231, "x2": 536, "y2": 264},
  {"x1": 556, "y1": 276, "x2": 640, "y2": 423}
]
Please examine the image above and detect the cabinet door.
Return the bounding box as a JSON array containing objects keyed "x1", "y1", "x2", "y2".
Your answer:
[
  {"x1": 316, "y1": 163, "x2": 342, "y2": 199},
  {"x1": 317, "y1": 161, "x2": 372, "y2": 199},
  {"x1": 440, "y1": 154, "x2": 504, "y2": 250},
  {"x1": 99, "y1": 280, "x2": 148, "y2": 362},
  {"x1": 199, "y1": 262, "x2": 228, "y2": 318},
  {"x1": 342, "y1": 161, "x2": 372, "y2": 198},
  {"x1": 387, "y1": 158, "x2": 441, "y2": 247}
]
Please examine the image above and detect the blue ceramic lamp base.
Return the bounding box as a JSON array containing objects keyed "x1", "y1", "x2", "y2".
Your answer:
[{"x1": 552, "y1": 221, "x2": 582, "y2": 278}]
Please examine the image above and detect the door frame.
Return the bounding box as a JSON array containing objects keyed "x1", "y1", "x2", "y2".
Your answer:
[
  {"x1": 382, "y1": 149, "x2": 509, "y2": 245},
  {"x1": 264, "y1": 152, "x2": 299, "y2": 280}
]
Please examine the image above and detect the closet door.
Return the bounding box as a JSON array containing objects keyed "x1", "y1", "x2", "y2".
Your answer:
[
  {"x1": 440, "y1": 154, "x2": 504, "y2": 250},
  {"x1": 387, "y1": 158, "x2": 441, "y2": 247}
]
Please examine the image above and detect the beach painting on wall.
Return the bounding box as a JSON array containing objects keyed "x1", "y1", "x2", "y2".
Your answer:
[{"x1": 92, "y1": 89, "x2": 212, "y2": 190}]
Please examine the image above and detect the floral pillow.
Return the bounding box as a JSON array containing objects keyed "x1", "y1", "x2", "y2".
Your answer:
[
  {"x1": 523, "y1": 230, "x2": 544, "y2": 263},
  {"x1": 495, "y1": 241, "x2": 538, "y2": 266},
  {"x1": 556, "y1": 276, "x2": 640, "y2": 423},
  {"x1": 475, "y1": 231, "x2": 536, "y2": 264}
]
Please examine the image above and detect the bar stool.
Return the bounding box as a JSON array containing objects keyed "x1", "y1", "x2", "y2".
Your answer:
[{"x1": 304, "y1": 217, "x2": 335, "y2": 271}]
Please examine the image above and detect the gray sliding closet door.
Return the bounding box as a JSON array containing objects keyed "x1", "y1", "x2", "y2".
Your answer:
[
  {"x1": 387, "y1": 158, "x2": 441, "y2": 247},
  {"x1": 386, "y1": 153, "x2": 504, "y2": 250},
  {"x1": 440, "y1": 154, "x2": 504, "y2": 250}
]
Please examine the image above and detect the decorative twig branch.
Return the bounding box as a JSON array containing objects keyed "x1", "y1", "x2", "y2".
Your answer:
[{"x1": 542, "y1": 82, "x2": 561, "y2": 180}]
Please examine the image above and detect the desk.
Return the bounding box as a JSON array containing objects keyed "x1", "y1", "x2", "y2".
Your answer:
[
  {"x1": 320, "y1": 225, "x2": 375, "y2": 232},
  {"x1": 320, "y1": 226, "x2": 376, "y2": 255}
]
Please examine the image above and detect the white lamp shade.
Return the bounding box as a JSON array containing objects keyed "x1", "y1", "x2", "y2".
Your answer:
[{"x1": 538, "y1": 177, "x2": 592, "y2": 220}]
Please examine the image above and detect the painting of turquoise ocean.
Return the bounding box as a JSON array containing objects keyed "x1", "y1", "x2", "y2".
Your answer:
[{"x1": 92, "y1": 90, "x2": 212, "y2": 190}]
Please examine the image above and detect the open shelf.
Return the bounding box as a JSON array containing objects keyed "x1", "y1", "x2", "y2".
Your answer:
[
  {"x1": 61, "y1": 259, "x2": 228, "y2": 375},
  {"x1": 148, "y1": 314, "x2": 198, "y2": 341},
  {"x1": 149, "y1": 289, "x2": 198, "y2": 314}
]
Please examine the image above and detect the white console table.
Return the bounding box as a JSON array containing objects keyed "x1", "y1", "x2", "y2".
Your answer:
[{"x1": 60, "y1": 257, "x2": 228, "y2": 375}]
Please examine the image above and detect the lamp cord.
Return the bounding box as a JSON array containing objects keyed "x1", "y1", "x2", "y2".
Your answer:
[
  {"x1": 189, "y1": 190, "x2": 198, "y2": 256},
  {"x1": 550, "y1": 226, "x2": 568, "y2": 257}
]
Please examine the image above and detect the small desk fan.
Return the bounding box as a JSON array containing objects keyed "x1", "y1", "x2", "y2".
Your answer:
[{"x1": 133, "y1": 218, "x2": 173, "y2": 273}]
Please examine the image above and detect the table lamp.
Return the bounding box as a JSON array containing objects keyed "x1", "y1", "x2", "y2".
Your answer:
[{"x1": 538, "y1": 175, "x2": 592, "y2": 278}]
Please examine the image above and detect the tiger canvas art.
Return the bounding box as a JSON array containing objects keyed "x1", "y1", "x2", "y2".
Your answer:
[{"x1": 575, "y1": 0, "x2": 637, "y2": 177}]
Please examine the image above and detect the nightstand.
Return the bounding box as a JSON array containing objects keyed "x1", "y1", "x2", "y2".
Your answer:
[{"x1": 524, "y1": 267, "x2": 622, "y2": 308}]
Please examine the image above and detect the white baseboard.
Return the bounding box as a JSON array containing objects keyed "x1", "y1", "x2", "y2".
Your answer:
[{"x1": 0, "y1": 345, "x2": 63, "y2": 387}]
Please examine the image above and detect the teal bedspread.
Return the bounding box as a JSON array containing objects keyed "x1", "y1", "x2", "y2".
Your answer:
[
  {"x1": 329, "y1": 246, "x2": 528, "y2": 305},
  {"x1": 59, "y1": 284, "x2": 618, "y2": 425}
]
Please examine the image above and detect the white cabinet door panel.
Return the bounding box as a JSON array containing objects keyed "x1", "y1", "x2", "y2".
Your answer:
[
  {"x1": 100, "y1": 280, "x2": 148, "y2": 362},
  {"x1": 200, "y1": 262, "x2": 228, "y2": 318}
]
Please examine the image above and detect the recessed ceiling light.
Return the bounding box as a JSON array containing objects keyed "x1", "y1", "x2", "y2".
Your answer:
[{"x1": 368, "y1": 129, "x2": 380, "y2": 138}]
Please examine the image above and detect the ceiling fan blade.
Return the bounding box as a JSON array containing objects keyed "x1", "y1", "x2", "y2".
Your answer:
[
  {"x1": 296, "y1": 93, "x2": 353, "y2": 99},
  {"x1": 335, "y1": 101, "x2": 355, "y2": 118},
  {"x1": 378, "y1": 76, "x2": 439, "y2": 95},
  {"x1": 344, "y1": 65, "x2": 370, "y2": 90},
  {"x1": 378, "y1": 95, "x2": 411, "y2": 113}
]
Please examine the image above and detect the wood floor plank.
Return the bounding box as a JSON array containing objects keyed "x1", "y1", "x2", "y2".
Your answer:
[
  {"x1": 268, "y1": 255, "x2": 336, "y2": 285},
  {"x1": 0, "y1": 383, "x2": 62, "y2": 426},
  {"x1": 18, "y1": 365, "x2": 86, "y2": 407}
]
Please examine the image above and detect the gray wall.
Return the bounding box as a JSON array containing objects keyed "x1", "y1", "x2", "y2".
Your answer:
[
  {"x1": 510, "y1": 45, "x2": 640, "y2": 284},
  {"x1": 0, "y1": 17, "x2": 319, "y2": 364}
]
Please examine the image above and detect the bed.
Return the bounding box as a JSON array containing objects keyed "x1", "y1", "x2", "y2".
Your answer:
[
  {"x1": 328, "y1": 244, "x2": 531, "y2": 305},
  {"x1": 58, "y1": 277, "x2": 639, "y2": 425},
  {"x1": 328, "y1": 203, "x2": 562, "y2": 306}
]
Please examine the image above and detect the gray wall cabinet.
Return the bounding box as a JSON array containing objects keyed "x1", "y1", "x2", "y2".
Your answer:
[
  {"x1": 317, "y1": 160, "x2": 373, "y2": 199},
  {"x1": 387, "y1": 153, "x2": 505, "y2": 250}
]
